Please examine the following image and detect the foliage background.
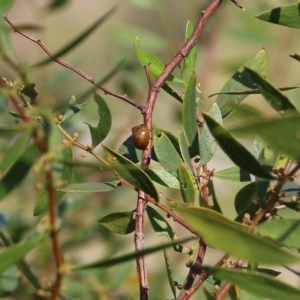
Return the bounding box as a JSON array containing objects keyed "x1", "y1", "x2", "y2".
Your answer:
[{"x1": 1, "y1": 0, "x2": 300, "y2": 299}]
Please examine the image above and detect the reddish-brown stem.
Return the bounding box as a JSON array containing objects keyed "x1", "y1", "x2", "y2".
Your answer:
[
  {"x1": 181, "y1": 238, "x2": 207, "y2": 292},
  {"x1": 134, "y1": 193, "x2": 149, "y2": 299},
  {"x1": 251, "y1": 162, "x2": 300, "y2": 228},
  {"x1": 4, "y1": 16, "x2": 143, "y2": 111},
  {"x1": 216, "y1": 282, "x2": 233, "y2": 300},
  {"x1": 46, "y1": 158, "x2": 64, "y2": 300},
  {"x1": 0, "y1": 79, "x2": 63, "y2": 299},
  {"x1": 134, "y1": 1, "x2": 223, "y2": 296}
]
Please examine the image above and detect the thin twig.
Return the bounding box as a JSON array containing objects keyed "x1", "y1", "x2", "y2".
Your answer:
[
  {"x1": 135, "y1": 1, "x2": 224, "y2": 297},
  {"x1": 251, "y1": 162, "x2": 300, "y2": 228},
  {"x1": 182, "y1": 238, "x2": 207, "y2": 291},
  {"x1": 230, "y1": 0, "x2": 245, "y2": 11},
  {"x1": 0, "y1": 80, "x2": 63, "y2": 299},
  {"x1": 4, "y1": 15, "x2": 144, "y2": 111}
]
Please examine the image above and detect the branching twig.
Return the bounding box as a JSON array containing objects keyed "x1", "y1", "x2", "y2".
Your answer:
[
  {"x1": 0, "y1": 80, "x2": 63, "y2": 299},
  {"x1": 135, "y1": 1, "x2": 224, "y2": 297},
  {"x1": 4, "y1": 16, "x2": 144, "y2": 111},
  {"x1": 251, "y1": 162, "x2": 300, "y2": 228}
]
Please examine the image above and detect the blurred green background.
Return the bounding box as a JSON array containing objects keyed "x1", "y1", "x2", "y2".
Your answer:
[{"x1": 1, "y1": 0, "x2": 300, "y2": 299}]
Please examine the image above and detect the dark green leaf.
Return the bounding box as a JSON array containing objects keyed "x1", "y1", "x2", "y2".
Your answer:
[
  {"x1": 85, "y1": 93, "x2": 112, "y2": 148},
  {"x1": 103, "y1": 145, "x2": 159, "y2": 201},
  {"x1": 0, "y1": 143, "x2": 39, "y2": 201},
  {"x1": 98, "y1": 211, "x2": 135, "y2": 235},
  {"x1": 58, "y1": 181, "x2": 118, "y2": 193},
  {"x1": 178, "y1": 163, "x2": 195, "y2": 204},
  {"x1": 20, "y1": 83, "x2": 38, "y2": 100},
  {"x1": 203, "y1": 113, "x2": 273, "y2": 179},
  {"x1": 216, "y1": 49, "x2": 267, "y2": 117},
  {"x1": 234, "y1": 183, "x2": 259, "y2": 222},
  {"x1": 256, "y1": 4, "x2": 300, "y2": 29},
  {"x1": 203, "y1": 267, "x2": 300, "y2": 300},
  {"x1": 214, "y1": 166, "x2": 251, "y2": 182},
  {"x1": 199, "y1": 103, "x2": 222, "y2": 165},
  {"x1": 71, "y1": 237, "x2": 192, "y2": 271},
  {"x1": 34, "y1": 6, "x2": 117, "y2": 66},
  {"x1": 244, "y1": 66, "x2": 297, "y2": 114},
  {"x1": 173, "y1": 204, "x2": 299, "y2": 264},
  {"x1": 183, "y1": 73, "x2": 198, "y2": 148},
  {"x1": 47, "y1": 0, "x2": 70, "y2": 9},
  {"x1": 153, "y1": 133, "x2": 183, "y2": 177},
  {"x1": 61, "y1": 96, "x2": 87, "y2": 123},
  {"x1": 134, "y1": 37, "x2": 181, "y2": 83},
  {"x1": 0, "y1": 235, "x2": 45, "y2": 274}
]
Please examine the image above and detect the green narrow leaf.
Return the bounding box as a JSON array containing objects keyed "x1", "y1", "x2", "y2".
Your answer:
[
  {"x1": 203, "y1": 113, "x2": 273, "y2": 179},
  {"x1": 162, "y1": 83, "x2": 183, "y2": 103},
  {"x1": 256, "y1": 4, "x2": 300, "y2": 29},
  {"x1": 178, "y1": 129, "x2": 193, "y2": 172},
  {"x1": 229, "y1": 113, "x2": 300, "y2": 162},
  {"x1": 178, "y1": 163, "x2": 195, "y2": 204},
  {"x1": 57, "y1": 181, "x2": 118, "y2": 193},
  {"x1": 209, "y1": 84, "x2": 300, "y2": 97},
  {"x1": 216, "y1": 49, "x2": 268, "y2": 117},
  {"x1": 0, "y1": 265, "x2": 18, "y2": 292},
  {"x1": 47, "y1": 0, "x2": 70, "y2": 9},
  {"x1": 0, "y1": 127, "x2": 33, "y2": 174},
  {"x1": 234, "y1": 183, "x2": 260, "y2": 223},
  {"x1": 153, "y1": 133, "x2": 183, "y2": 177},
  {"x1": 214, "y1": 166, "x2": 251, "y2": 182},
  {"x1": 103, "y1": 145, "x2": 159, "y2": 201},
  {"x1": 173, "y1": 204, "x2": 299, "y2": 264},
  {"x1": 146, "y1": 206, "x2": 186, "y2": 253},
  {"x1": 134, "y1": 37, "x2": 181, "y2": 83},
  {"x1": 257, "y1": 219, "x2": 300, "y2": 249},
  {"x1": 183, "y1": 73, "x2": 198, "y2": 148},
  {"x1": 163, "y1": 249, "x2": 176, "y2": 298},
  {"x1": 199, "y1": 103, "x2": 222, "y2": 165},
  {"x1": 146, "y1": 165, "x2": 180, "y2": 189},
  {"x1": 244, "y1": 66, "x2": 297, "y2": 115},
  {"x1": 185, "y1": 20, "x2": 196, "y2": 75},
  {"x1": 98, "y1": 211, "x2": 135, "y2": 235},
  {"x1": 34, "y1": 146, "x2": 73, "y2": 216},
  {"x1": 61, "y1": 96, "x2": 88, "y2": 123},
  {"x1": 0, "y1": 143, "x2": 39, "y2": 201},
  {"x1": 0, "y1": 234, "x2": 45, "y2": 274},
  {"x1": 71, "y1": 237, "x2": 191, "y2": 271},
  {"x1": 0, "y1": 125, "x2": 23, "y2": 136},
  {"x1": 85, "y1": 93, "x2": 112, "y2": 148},
  {"x1": 34, "y1": 6, "x2": 117, "y2": 66},
  {"x1": 202, "y1": 267, "x2": 300, "y2": 300}
]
